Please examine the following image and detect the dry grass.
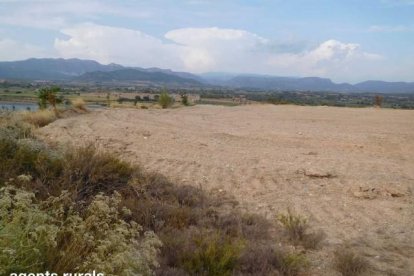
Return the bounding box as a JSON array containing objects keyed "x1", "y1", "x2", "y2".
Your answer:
[
  {"x1": 22, "y1": 109, "x2": 57, "y2": 127},
  {"x1": 71, "y1": 97, "x2": 88, "y2": 111},
  {"x1": 334, "y1": 248, "x2": 370, "y2": 276},
  {"x1": 278, "y1": 209, "x2": 325, "y2": 250}
]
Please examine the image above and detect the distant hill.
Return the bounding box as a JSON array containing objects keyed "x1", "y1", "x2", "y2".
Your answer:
[
  {"x1": 200, "y1": 72, "x2": 413, "y2": 93},
  {"x1": 222, "y1": 75, "x2": 355, "y2": 91},
  {"x1": 0, "y1": 58, "x2": 413, "y2": 93},
  {"x1": 354, "y1": 81, "x2": 414, "y2": 94},
  {"x1": 139, "y1": 67, "x2": 203, "y2": 82},
  {"x1": 0, "y1": 58, "x2": 202, "y2": 84},
  {"x1": 0, "y1": 58, "x2": 122, "y2": 80},
  {"x1": 75, "y1": 69, "x2": 202, "y2": 85}
]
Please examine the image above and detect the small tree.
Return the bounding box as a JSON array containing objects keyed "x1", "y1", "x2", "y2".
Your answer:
[
  {"x1": 159, "y1": 91, "x2": 173, "y2": 109},
  {"x1": 180, "y1": 92, "x2": 189, "y2": 106},
  {"x1": 106, "y1": 93, "x2": 111, "y2": 107},
  {"x1": 38, "y1": 86, "x2": 62, "y2": 114},
  {"x1": 134, "y1": 95, "x2": 141, "y2": 106},
  {"x1": 374, "y1": 95, "x2": 383, "y2": 107}
]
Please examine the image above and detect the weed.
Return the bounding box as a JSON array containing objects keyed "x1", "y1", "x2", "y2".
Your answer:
[
  {"x1": 334, "y1": 248, "x2": 370, "y2": 276},
  {"x1": 62, "y1": 145, "x2": 135, "y2": 202},
  {"x1": 278, "y1": 209, "x2": 325, "y2": 249},
  {"x1": 173, "y1": 228, "x2": 244, "y2": 276},
  {"x1": 71, "y1": 97, "x2": 87, "y2": 111},
  {"x1": 22, "y1": 110, "x2": 57, "y2": 127},
  {"x1": 278, "y1": 251, "x2": 309, "y2": 276}
]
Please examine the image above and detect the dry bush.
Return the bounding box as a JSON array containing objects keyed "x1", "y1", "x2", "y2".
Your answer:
[
  {"x1": 0, "y1": 187, "x2": 161, "y2": 276},
  {"x1": 278, "y1": 209, "x2": 325, "y2": 249},
  {"x1": 236, "y1": 243, "x2": 281, "y2": 275},
  {"x1": 160, "y1": 228, "x2": 243, "y2": 276},
  {"x1": 334, "y1": 248, "x2": 370, "y2": 276},
  {"x1": 374, "y1": 95, "x2": 383, "y2": 107},
  {"x1": 0, "y1": 125, "x2": 62, "y2": 187},
  {"x1": 22, "y1": 109, "x2": 57, "y2": 127},
  {"x1": 236, "y1": 244, "x2": 309, "y2": 276},
  {"x1": 71, "y1": 97, "x2": 88, "y2": 111},
  {"x1": 62, "y1": 145, "x2": 135, "y2": 202},
  {"x1": 241, "y1": 213, "x2": 272, "y2": 240},
  {"x1": 278, "y1": 251, "x2": 310, "y2": 276}
]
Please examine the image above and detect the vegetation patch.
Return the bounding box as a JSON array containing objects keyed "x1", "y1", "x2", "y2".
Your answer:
[
  {"x1": 334, "y1": 247, "x2": 370, "y2": 276},
  {"x1": 22, "y1": 109, "x2": 57, "y2": 127},
  {"x1": 0, "y1": 116, "x2": 319, "y2": 275},
  {"x1": 278, "y1": 208, "x2": 325, "y2": 250}
]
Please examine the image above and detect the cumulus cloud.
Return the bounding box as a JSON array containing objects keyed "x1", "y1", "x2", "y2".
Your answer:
[
  {"x1": 55, "y1": 23, "x2": 182, "y2": 68},
  {"x1": 268, "y1": 40, "x2": 382, "y2": 78},
  {"x1": 165, "y1": 27, "x2": 269, "y2": 72},
  {"x1": 54, "y1": 23, "x2": 382, "y2": 81}
]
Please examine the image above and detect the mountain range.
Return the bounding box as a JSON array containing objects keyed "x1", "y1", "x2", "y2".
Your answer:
[{"x1": 0, "y1": 58, "x2": 413, "y2": 93}]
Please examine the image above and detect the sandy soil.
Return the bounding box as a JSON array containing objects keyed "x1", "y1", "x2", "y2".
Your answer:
[{"x1": 39, "y1": 104, "x2": 414, "y2": 275}]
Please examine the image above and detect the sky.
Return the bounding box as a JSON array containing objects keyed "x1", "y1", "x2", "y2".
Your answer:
[{"x1": 0, "y1": 0, "x2": 413, "y2": 83}]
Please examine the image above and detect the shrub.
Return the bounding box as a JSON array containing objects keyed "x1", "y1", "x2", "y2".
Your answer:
[
  {"x1": 236, "y1": 243, "x2": 282, "y2": 275},
  {"x1": 0, "y1": 186, "x2": 162, "y2": 276},
  {"x1": 0, "y1": 127, "x2": 62, "y2": 186},
  {"x1": 278, "y1": 251, "x2": 310, "y2": 276},
  {"x1": 174, "y1": 230, "x2": 243, "y2": 275},
  {"x1": 0, "y1": 186, "x2": 58, "y2": 274},
  {"x1": 374, "y1": 95, "x2": 383, "y2": 107},
  {"x1": 277, "y1": 209, "x2": 324, "y2": 249},
  {"x1": 71, "y1": 97, "x2": 87, "y2": 111},
  {"x1": 278, "y1": 209, "x2": 308, "y2": 243},
  {"x1": 61, "y1": 145, "x2": 135, "y2": 202},
  {"x1": 159, "y1": 92, "x2": 173, "y2": 109},
  {"x1": 334, "y1": 248, "x2": 370, "y2": 276},
  {"x1": 22, "y1": 110, "x2": 57, "y2": 127},
  {"x1": 181, "y1": 93, "x2": 189, "y2": 106}
]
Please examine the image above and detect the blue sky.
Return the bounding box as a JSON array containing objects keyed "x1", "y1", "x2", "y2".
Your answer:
[{"x1": 0, "y1": 0, "x2": 413, "y2": 82}]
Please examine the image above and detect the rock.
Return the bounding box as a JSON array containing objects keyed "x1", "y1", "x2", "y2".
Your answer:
[
  {"x1": 303, "y1": 169, "x2": 336, "y2": 178},
  {"x1": 353, "y1": 191, "x2": 377, "y2": 200}
]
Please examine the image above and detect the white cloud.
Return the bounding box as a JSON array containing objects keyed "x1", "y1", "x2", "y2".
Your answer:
[
  {"x1": 0, "y1": 38, "x2": 48, "y2": 60},
  {"x1": 54, "y1": 24, "x2": 384, "y2": 82},
  {"x1": 54, "y1": 23, "x2": 182, "y2": 68},
  {"x1": 268, "y1": 40, "x2": 383, "y2": 80},
  {"x1": 165, "y1": 27, "x2": 269, "y2": 72}
]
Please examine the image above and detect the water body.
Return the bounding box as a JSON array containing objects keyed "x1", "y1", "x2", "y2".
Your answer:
[{"x1": 0, "y1": 102, "x2": 39, "y2": 112}]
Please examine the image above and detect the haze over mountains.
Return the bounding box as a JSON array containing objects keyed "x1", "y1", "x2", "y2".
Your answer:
[{"x1": 1, "y1": 58, "x2": 413, "y2": 93}]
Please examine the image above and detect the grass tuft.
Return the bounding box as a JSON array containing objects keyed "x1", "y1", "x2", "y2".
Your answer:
[
  {"x1": 334, "y1": 248, "x2": 370, "y2": 276},
  {"x1": 278, "y1": 208, "x2": 325, "y2": 249},
  {"x1": 71, "y1": 97, "x2": 88, "y2": 111},
  {"x1": 22, "y1": 109, "x2": 57, "y2": 127}
]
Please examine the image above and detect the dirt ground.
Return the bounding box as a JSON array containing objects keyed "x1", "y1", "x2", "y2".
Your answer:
[{"x1": 39, "y1": 104, "x2": 414, "y2": 275}]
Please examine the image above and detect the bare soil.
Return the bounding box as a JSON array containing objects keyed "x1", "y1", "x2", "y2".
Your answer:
[{"x1": 39, "y1": 104, "x2": 414, "y2": 275}]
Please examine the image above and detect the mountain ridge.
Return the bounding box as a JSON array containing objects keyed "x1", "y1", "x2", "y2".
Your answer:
[{"x1": 0, "y1": 58, "x2": 413, "y2": 93}]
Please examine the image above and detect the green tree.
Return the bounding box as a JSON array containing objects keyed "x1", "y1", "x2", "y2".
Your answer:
[
  {"x1": 38, "y1": 86, "x2": 63, "y2": 113},
  {"x1": 159, "y1": 91, "x2": 173, "y2": 109}
]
